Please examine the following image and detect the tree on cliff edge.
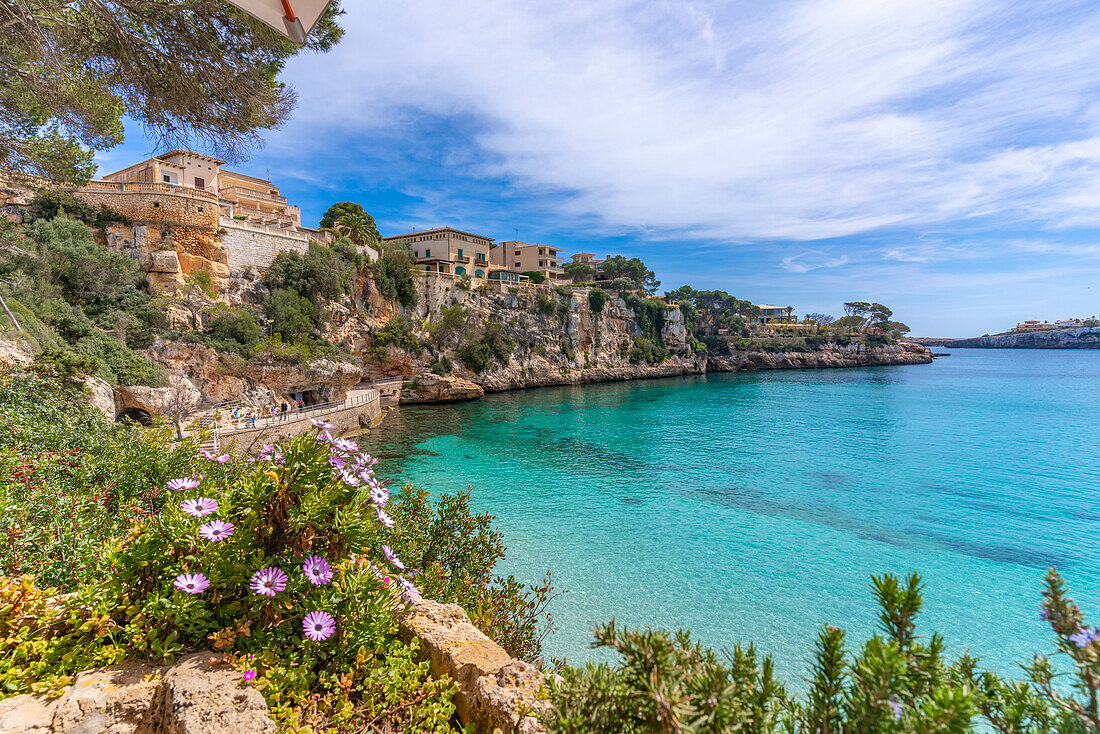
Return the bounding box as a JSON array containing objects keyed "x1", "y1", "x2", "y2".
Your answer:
[{"x1": 0, "y1": 0, "x2": 345, "y2": 183}]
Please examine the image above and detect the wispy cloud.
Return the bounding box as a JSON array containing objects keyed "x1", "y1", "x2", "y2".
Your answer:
[{"x1": 781, "y1": 251, "x2": 850, "y2": 273}]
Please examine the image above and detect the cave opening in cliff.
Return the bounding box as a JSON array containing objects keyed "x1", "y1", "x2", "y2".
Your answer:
[
  {"x1": 291, "y1": 389, "x2": 324, "y2": 407},
  {"x1": 116, "y1": 408, "x2": 154, "y2": 426}
]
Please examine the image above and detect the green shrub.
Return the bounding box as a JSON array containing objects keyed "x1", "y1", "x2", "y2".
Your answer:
[
  {"x1": 30, "y1": 347, "x2": 101, "y2": 387},
  {"x1": 628, "y1": 337, "x2": 666, "y2": 364},
  {"x1": 532, "y1": 292, "x2": 556, "y2": 316},
  {"x1": 458, "y1": 341, "x2": 493, "y2": 373},
  {"x1": 588, "y1": 287, "x2": 609, "y2": 313},
  {"x1": 183, "y1": 271, "x2": 215, "y2": 297},
  {"x1": 374, "y1": 314, "x2": 422, "y2": 356},
  {"x1": 25, "y1": 190, "x2": 129, "y2": 227},
  {"x1": 371, "y1": 250, "x2": 418, "y2": 306},
  {"x1": 546, "y1": 571, "x2": 1098, "y2": 734},
  {"x1": 426, "y1": 305, "x2": 470, "y2": 346},
  {"x1": 265, "y1": 243, "x2": 354, "y2": 303},
  {"x1": 75, "y1": 331, "x2": 168, "y2": 386},
  {"x1": 523, "y1": 271, "x2": 547, "y2": 284},
  {"x1": 264, "y1": 288, "x2": 318, "y2": 342},
  {"x1": 205, "y1": 305, "x2": 263, "y2": 354}
]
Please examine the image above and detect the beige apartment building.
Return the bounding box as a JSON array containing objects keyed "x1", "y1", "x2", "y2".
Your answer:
[
  {"x1": 382, "y1": 227, "x2": 493, "y2": 277},
  {"x1": 490, "y1": 241, "x2": 566, "y2": 283},
  {"x1": 100, "y1": 150, "x2": 303, "y2": 230}
]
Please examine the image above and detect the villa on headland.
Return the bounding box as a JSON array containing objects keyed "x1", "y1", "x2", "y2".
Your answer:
[
  {"x1": 490, "y1": 241, "x2": 567, "y2": 284},
  {"x1": 66, "y1": 149, "x2": 355, "y2": 291},
  {"x1": 1011, "y1": 318, "x2": 1095, "y2": 333}
]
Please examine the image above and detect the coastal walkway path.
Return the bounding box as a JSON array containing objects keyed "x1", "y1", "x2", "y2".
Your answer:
[{"x1": 194, "y1": 386, "x2": 383, "y2": 453}]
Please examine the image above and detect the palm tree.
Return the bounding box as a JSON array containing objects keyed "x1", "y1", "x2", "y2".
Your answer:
[
  {"x1": 335, "y1": 212, "x2": 374, "y2": 245},
  {"x1": 785, "y1": 306, "x2": 794, "y2": 322}
]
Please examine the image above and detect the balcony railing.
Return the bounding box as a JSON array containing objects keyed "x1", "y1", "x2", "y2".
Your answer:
[
  {"x1": 77, "y1": 180, "x2": 219, "y2": 203},
  {"x1": 454, "y1": 255, "x2": 470, "y2": 263},
  {"x1": 220, "y1": 185, "x2": 288, "y2": 206},
  {"x1": 220, "y1": 216, "x2": 307, "y2": 241}
]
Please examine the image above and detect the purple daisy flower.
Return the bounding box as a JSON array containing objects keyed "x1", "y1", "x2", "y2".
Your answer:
[
  {"x1": 316, "y1": 430, "x2": 333, "y2": 445},
  {"x1": 887, "y1": 696, "x2": 902, "y2": 721},
  {"x1": 258, "y1": 444, "x2": 284, "y2": 463},
  {"x1": 329, "y1": 454, "x2": 346, "y2": 470},
  {"x1": 250, "y1": 567, "x2": 288, "y2": 596},
  {"x1": 338, "y1": 467, "x2": 361, "y2": 487},
  {"x1": 1039, "y1": 608, "x2": 1050, "y2": 621},
  {"x1": 397, "y1": 576, "x2": 421, "y2": 603},
  {"x1": 302, "y1": 611, "x2": 336, "y2": 641},
  {"x1": 309, "y1": 418, "x2": 335, "y2": 430},
  {"x1": 369, "y1": 486, "x2": 389, "y2": 507},
  {"x1": 381, "y1": 545, "x2": 405, "y2": 570},
  {"x1": 181, "y1": 497, "x2": 219, "y2": 517},
  {"x1": 167, "y1": 477, "x2": 201, "y2": 492},
  {"x1": 198, "y1": 520, "x2": 235, "y2": 542},
  {"x1": 353, "y1": 453, "x2": 378, "y2": 470},
  {"x1": 302, "y1": 556, "x2": 333, "y2": 585},
  {"x1": 331, "y1": 437, "x2": 357, "y2": 453},
  {"x1": 173, "y1": 573, "x2": 210, "y2": 594},
  {"x1": 376, "y1": 507, "x2": 395, "y2": 528},
  {"x1": 200, "y1": 449, "x2": 230, "y2": 463}
]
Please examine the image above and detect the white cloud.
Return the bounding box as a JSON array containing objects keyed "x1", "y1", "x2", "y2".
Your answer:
[
  {"x1": 276, "y1": 0, "x2": 1100, "y2": 242},
  {"x1": 781, "y1": 251, "x2": 850, "y2": 272}
]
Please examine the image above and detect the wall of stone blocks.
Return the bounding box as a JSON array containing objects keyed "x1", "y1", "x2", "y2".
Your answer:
[
  {"x1": 220, "y1": 224, "x2": 310, "y2": 272},
  {"x1": 72, "y1": 189, "x2": 219, "y2": 229}
]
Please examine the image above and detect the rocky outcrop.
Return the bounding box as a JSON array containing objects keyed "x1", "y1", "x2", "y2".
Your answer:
[
  {"x1": 399, "y1": 372, "x2": 485, "y2": 404},
  {"x1": 0, "y1": 338, "x2": 33, "y2": 367},
  {"x1": 707, "y1": 341, "x2": 933, "y2": 371},
  {"x1": 924, "y1": 327, "x2": 1100, "y2": 349},
  {"x1": 0, "y1": 653, "x2": 274, "y2": 734},
  {"x1": 86, "y1": 376, "x2": 116, "y2": 419},
  {"x1": 399, "y1": 600, "x2": 548, "y2": 734},
  {"x1": 145, "y1": 340, "x2": 362, "y2": 408}
]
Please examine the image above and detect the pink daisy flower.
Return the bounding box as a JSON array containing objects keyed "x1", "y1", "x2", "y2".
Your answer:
[
  {"x1": 242, "y1": 670, "x2": 256, "y2": 683},
  {"x1": 250, "y1": 567, "x2": 288, "y2": 596},
  {"x1": 376, "y1": 507, "x2": 395, "y2": 528},
  {"x1": 200, "y1": 449, "x2": 230, "y2": 463},
  {"x1": 181, "y1": 498, "x2": 218, "y2": 517},
  {"x1": 397, "y1": 576, "x2": 421, "y2": 603},
  {"x1": 309, "y1": 418, "x2": 335, "y2": 430},
  {"x1": 173, "y1": 573, "x2": 210, "y2": 594},
  {"x1": 198, "y1": 520, "x2": 235, "y2": 542},
  {"x1": 302, "y1": 611, "x2": 336, "y2": 641},
  {"x1": 331, "y1": 437, "x2": 358, "y2": 453},
  {"x1": 381, "y1": 545, "x2": 404, "y2": 570},
  {"x1": 167, "y1": 477, "x2": 201, "y2": 492},
  {"x1": 302, "y1": 556, "x2": 333, "y2": 585}
]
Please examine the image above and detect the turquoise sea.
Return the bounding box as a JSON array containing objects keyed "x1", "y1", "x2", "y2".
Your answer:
[{"x1": 364, "y1": 350, "x2": 1100, "y2": 680}]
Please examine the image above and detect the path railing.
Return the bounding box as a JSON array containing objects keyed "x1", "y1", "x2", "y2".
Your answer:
[{"x1": 197, "y1": 391, "x2": 379, "y2": 441}]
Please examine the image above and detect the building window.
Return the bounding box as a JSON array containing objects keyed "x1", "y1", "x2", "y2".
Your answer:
[
  {"x1": 153, "y1": 202, "x2": 160, "y2": 207},
  {"x1": 195, "y1": 177, "x2": 204, "y2": 189},
  {"x1": 425, "y1": 248, "x2": 430, "y2": 257},
  {"x1": 197, "y1": 207, "x2": 203, "y2": 212},
  {"x1": 514, "y1": 262, "x2": 520, "y2": 268},
  {"x1": 475, "y1": 269, "x2": 485, "y2": 278},
  {"x1": 455, "y1": 266, "x2": 466, "y2": 275}
]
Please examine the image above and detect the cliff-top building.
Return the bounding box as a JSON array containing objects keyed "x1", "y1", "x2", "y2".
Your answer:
[
  {"x1": 490, "y1": 241, "x2": 566, "y2": 284},
  {"x1": 72, "y1": 149, "x2": 340, "y2": 291},
  {"x1": 382, "y1": 227, "x2": 494, "y2": 277}
]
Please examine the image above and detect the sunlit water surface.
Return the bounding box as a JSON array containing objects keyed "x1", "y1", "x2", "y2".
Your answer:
[{"x1": 363, "y1": 350, "x2": 1100, "y2": 679}]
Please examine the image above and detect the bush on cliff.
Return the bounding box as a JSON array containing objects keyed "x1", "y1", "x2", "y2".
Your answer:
[
  {"x1": 546, "y1": 571, "x2": 1099, "y2": 734},
  {"x1": 264, "y1": 288, "x2": 318, "y2": 342},
  {"x1": 588, "y1": 287, "x2": 609, "y2": 313},
  {"x1": 370, "y1": 248, "x2": 418, "y2": 306},
  {"x1": 264, "y1": 242, "x2": 355, "y2": 303},
  {"x1": 204, "y1": 304, "x2": 263, "y2": 355},
  {"x1": 458, "y1": 322, "x2": 514, "y2": 373}
]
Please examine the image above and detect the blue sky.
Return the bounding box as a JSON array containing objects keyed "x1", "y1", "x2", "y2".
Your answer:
[{"x1": 96, "y1": 0, "x2": 1100, "y2": 337}]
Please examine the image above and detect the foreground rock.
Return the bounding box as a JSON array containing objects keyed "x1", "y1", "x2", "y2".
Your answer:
[
  {"x1": 399, "y1": 600, "x2": 548, "y2": 734},
  {"x1": 399, "y1": 372, "x2": 485, "y2": 404},
  {"x1": 0, "y1": 652, "x2": 274, "y2": 734}
]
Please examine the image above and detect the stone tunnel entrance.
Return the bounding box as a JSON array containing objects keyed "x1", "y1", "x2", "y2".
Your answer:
[{"x1": 116, "y1": 407, "x2": 153, "y2": 426}]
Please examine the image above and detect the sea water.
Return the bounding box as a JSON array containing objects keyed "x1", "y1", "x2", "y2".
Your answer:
[{"x1": 364, "y1": 350, "x2": 1100, "y2": 680}]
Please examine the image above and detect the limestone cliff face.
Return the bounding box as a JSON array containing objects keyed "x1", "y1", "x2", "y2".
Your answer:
[
  {"x1": 340, "y1": 275, "x2": 703, "y2": 393},
  {"x1": 707, "y1": 341, "x2": 933, "y2": 372},
  {"x1": 937, "y1": 328, "x2": 1100, "y2": 349}
]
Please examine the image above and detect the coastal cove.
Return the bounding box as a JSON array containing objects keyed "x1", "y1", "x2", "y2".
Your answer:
[{"x1": 365, "y1": 349, "x2": 1100, "y2": 680}]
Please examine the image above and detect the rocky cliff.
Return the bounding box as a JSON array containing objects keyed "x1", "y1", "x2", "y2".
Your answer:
[{"x1": 921, "y1": 328, "x2": 1100, "y2": 349}]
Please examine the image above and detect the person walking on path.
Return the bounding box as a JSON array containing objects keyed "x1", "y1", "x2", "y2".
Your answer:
[
  {"x1": 280, "y1": 401, "x2": 288, "y2": 421},
  {"x1": 297, "y1": 399, "x2": 304, "y2": 416},
  {"x1": 232, "y1": 407, "x2": 240, "y2": 428}
]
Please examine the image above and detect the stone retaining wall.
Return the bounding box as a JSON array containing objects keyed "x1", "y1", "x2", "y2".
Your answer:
[
  {"x1": 221, "y1": 222, "x2": 310, "y2": 272},
  {"x1": 72, "y1": 186, "x2": 219, "y2": 229},
  {"x1": 399, "y1": 600, "x2": 549, "y2": 734}
]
